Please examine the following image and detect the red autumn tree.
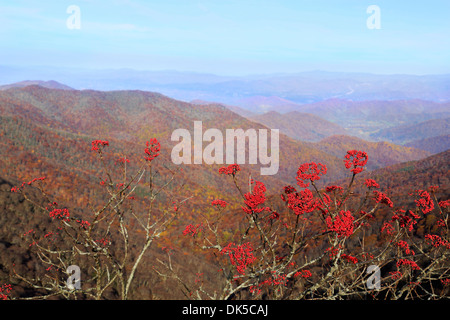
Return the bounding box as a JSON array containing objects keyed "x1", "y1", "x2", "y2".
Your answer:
[
  {"x1": 4, "y1": 143, "x2": 450, "y2": 300},
  {"x1": 159, "y1": 152, "x2": 449, "y2": 300}
]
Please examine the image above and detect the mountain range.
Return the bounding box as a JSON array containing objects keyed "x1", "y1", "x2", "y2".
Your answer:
[
  {"x1": 1, "y1": 67, "x2": 449, "y2": 105},
  {"x1": 0, "y1": 80, "x2": 74, "y2": 91},
  {"x1": 0, "y1": 79, "x2": 448, "y2": 300},
  {"x1": 250, "y1": 111, "x2": 348, "y2": 142},
  {"x1": 208, "y1": 96, "x2": 449, "y2": 153},
  {"x1": 373, "y1": 118, "x2": 450, "y2": 144},
  {"x1": 1, "y1": 69, "x2": 448, "y2": 150},
  {"x1": 0, "y1": 83, "x2": 436, "y2": 203},
  {"x1": 0, "y1": 84, "x2": 338, "y2": 205}
]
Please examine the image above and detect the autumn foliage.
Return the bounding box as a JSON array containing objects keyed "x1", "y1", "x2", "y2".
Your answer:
[{"x1": 2, "y1": 140, "x2": 449, "y2": 300}]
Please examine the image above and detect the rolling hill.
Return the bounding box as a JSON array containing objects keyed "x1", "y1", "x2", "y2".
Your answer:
[
  {"x1": 250, "y1": 111, "x2": 347, "y2": 142},
  {"x1": 0, "y1": 85, "x2": 351, "y2": 203},
  {"x1": 327, "y1": 149, "x2": 450, "y2": 246},
  {"x1": 372, "y1": 118, "x2": 450, "y2": 145},
  {"x1": 0, "y1": 80, "x2": 73, "y2": 91},
  {"x1": 344, "y1": 149, "x2": 450, "y2": 216},
  {"x1": 0, "y1": 85, "x2": 437, "y2": 191},
  {"x1": 405, "y1": 134, "x2": 450, "y2": 154},
  {"x1": 294, "y1": 99, "x2": 450, "y2": 137},
  {"x1": 367, "y1": 149, "x2": 450, "y2": 193},
  {"x1": 309, "y1": 135, "x2": 432, "y2": 170},
  {"x1": 232, "y1": 96, "x2": 303, "y2": 114},
  {"x1": 190, "y1": 99, "x2": 257, "y2": 118}
]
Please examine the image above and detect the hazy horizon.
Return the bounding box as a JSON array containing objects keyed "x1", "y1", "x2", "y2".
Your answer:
[
  {"x1": 2, "y1": 64, "x2": 450, "y2": 83},
  {"x1": 1, "y1": 0, "x2": 449, "y2": 76}
]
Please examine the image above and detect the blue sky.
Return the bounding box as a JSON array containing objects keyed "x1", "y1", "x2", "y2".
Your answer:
[{"x1": 0, "y1": 0, "x2": 449, "y2": 75}]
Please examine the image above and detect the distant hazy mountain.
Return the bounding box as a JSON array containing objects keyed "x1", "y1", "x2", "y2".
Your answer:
[
  {"x1": 2, "y1": 76, "x2": 447, "y2": 147},
  {"x1": 405, "y1": 134, "x2": 450, "y2": 154},
  {"x1": 250, "y1": 111, "x2": 347, "y2": 142},
  {"x1": 232, "y1": 96, "x2": 303, "y2": 114},
  {"x1": 0, "y1": 80, "x2": 73, "y2": 91},
  {"x1": 1, "y1": 67, "x2": 449, "y2": 106},
  {"x1": 372, "y1": 118, "x2": 450, "y2": 145},
  {"x1": 294, "y1": 99, "x2": 450, "y2": 139},
  {"x1": 190, "y1": 99, "x2": 256, "y2": 118}
]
